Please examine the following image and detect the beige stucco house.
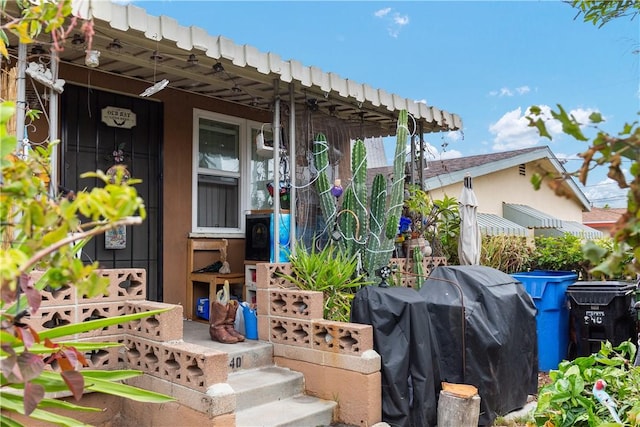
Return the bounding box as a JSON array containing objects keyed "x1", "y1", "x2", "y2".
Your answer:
[{"x1": 372, "y1": 146, "x2": 603, "y2": 239}]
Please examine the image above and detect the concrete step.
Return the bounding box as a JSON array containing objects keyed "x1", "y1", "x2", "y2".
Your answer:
[
  {"x1": 228, "y1": 366, "x2": 304, "y2": 410},
  {"x1": 182, "y1": 319, "x2": 273, "y2": 372},
  {"x1": 235, "y1": 394, "x2": 337, "y2": 427},
  {"x1": 183, "y1": 319, "x2": 336, "y2": 426}
]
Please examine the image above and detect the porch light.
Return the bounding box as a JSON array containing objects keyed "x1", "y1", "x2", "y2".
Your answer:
[
  {"x1": 150, "y1": 50, "x2": 163, "y2": 61},
  {"x1": 71, "y1": 34, "x2": 85, "y2": 45},
  {"x1": 212, "y1": 62, "x2": 224, "y2": 73},
  {"x1": 31, "y1": 44, "x2": 46, "y2": 56},
  {"x1": 107, "y1": 39, "x2": 122, "y2": 51}
]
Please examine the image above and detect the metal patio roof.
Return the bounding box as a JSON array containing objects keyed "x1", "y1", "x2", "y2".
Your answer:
[
  {"x1": 536, "y1": 220, "x2": 604, "y2": 240},
  {"x1": 477, "y1": 213, "x2": 529, "y2": 237},
  {"x1": 5, "y1": 1, "x2": 462, "y2": 139},
  {"x1": 503, "y1": 203, "x2": 563, "y2": 229}
]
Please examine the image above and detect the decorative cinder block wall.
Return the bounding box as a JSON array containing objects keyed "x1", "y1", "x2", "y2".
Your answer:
[
  {"x1": 23, "y1": 269, "x2": 235, "y2": 426},
  {"x1": 254, "y1": 262, "x2": 382, "y2": 427}
]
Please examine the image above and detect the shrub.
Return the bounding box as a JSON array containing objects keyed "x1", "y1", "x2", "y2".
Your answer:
[
  {"x1": 534, "y1": 341, "x2": 640, "y2": 427},
  {"x1": 276, "y1": 241, "x2": 372, "y2": 322},
  {"x1": 481, "y1": 235, "x2": 533, "y2": 273}
]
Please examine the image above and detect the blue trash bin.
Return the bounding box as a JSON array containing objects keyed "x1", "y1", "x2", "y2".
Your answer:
[{"x1": 511, "y1": 270, "x2": 578, "y2": 371}]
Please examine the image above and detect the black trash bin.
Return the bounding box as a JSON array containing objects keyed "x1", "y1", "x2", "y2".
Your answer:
[{"x1": 566, "y1": 281, "x2": 638, "y2": 358}]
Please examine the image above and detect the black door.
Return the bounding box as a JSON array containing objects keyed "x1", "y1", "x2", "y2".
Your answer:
[{"x1": 61, "y1": 84, "x2": 163, "y2": 301}]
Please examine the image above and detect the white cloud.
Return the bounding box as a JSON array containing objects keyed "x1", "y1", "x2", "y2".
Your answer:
[
  {"x1": 488, "y1": 105, "x2": 601, "y2": 151},
  {"x1": 439, "y1": 149, "x2": 462, "y2": 160},
  {"x1": 374, "y1": 8, "x2": 391, "y2": 17},
  {"x1": 446, "y1": 130, "x2": 463, "y2": 142},
  {"x1": 489, "y1": 107, "x2": 541, "y2": 150},
  {"x1": 394, "y1": 13, "x2": 409, "y2": 26},
  {"x1": 489, "y1": 85, "x2": 531, "y2": 97},
  {"x1": 374, "y1": 7, "x2": 409, "y2": 38},
  {"x1": 582, "y1": 176, "x2": 629, "y2": 208}
]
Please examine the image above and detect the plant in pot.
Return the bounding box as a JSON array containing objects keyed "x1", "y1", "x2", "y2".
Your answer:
[{"x1": 401, "y1": 184, "x2": 437, "y2": 258}]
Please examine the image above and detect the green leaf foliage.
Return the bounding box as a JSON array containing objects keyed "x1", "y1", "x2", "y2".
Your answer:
[
  {"x1": 535, "y1": 341, "x2": 640, "y2": 426},
  {"x1": 0, "y1": 94, "x2": 170, "y2": 426},
  {"x1": 277, "y1": 239, "x2": 372, "y2": 322}
]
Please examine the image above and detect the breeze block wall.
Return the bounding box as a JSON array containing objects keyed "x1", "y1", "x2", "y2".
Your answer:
[
  {"x1": 23, "y1": 268, "x2": 235, "y2": 425},
  {"x1": 255, "y1": 262, "x2": 382, "y2": 427},
  {"x1": 390, "y1": 256, "x2": 448, "y2": 288}
]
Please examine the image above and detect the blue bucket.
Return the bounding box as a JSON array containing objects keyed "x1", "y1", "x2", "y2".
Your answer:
[{"x1": 242, "y1": 304, "x2": 258, "y2": 340}]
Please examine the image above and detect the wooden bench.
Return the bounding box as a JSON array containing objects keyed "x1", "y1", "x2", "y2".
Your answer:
[{"x1": 186, "y1": 238, "x2": 244, "y2": 321}]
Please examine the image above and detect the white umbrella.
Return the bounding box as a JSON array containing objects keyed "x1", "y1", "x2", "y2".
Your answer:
[{"x1": 458, "y1": 174, "x2": 481, "y2": 265}]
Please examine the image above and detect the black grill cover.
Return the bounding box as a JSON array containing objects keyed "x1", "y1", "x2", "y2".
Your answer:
[
  {"x1": 419, "y1": 265, "x2": 538, "y2": 426},
  {"x1": 351, "y1": 286, "x2": 441, "y2": 427}
]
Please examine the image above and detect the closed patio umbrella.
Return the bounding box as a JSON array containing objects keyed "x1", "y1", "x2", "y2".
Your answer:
[{"x1": 458, "y1": 174, "x2": 481, "y2": 265}]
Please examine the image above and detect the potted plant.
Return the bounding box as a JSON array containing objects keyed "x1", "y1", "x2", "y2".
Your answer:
[{"x1": 400, "y1": 185, "x2": 437, "y2": 257}]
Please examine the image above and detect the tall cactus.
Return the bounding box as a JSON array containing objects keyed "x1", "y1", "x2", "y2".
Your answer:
[
  {"x1": 341, "y1": 139, "x2": 368, "y2": 258},
  {"x1": 312, "y1": 110, "x2": 409, "y2": 279},
  {"x1": 313, "y1": 133, "x2": 339, "y2": 238}
]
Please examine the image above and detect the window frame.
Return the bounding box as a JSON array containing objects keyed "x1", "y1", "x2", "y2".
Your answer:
[{"x1": 191, "y1": 109, "x2": 247, "y2": 236}]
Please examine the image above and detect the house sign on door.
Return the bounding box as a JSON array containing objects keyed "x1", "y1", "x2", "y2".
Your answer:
[{"x1": 101, "y1": 107, "x2": 137, "y2": 129}]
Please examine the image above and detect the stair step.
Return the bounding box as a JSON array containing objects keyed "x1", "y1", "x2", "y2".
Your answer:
[
  {"x1": 235, "y1": 394, "x2": 337, "y2": 427},
  {"x1": 228, "y1": 366, "x2": 304, "y2": 410},
  {"x1": 182, "y1": 320, "x2": 273, "y2": 372},
  {"x1": 225, "y1": 341, "x2": 273, "y2": 373}
]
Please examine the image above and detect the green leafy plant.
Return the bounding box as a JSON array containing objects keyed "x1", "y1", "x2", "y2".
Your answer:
[
  {"x1": 1, "y1": 101, "x2": 174, "y2": 425},
  {"x1": 534, "y1": 341, "x2": 640, "y2": 427},
  {"x1": 403, "y1": 184, "x2": 434, "y2": 239},
  {"x1": 426, "y1": 195, "x2": 460, "y2": 262},
  {"x1": 529, "y1": 234, "x2": 591, "y2": 277},
  {"x1": 277, "y1": 240, "x2": 372, "y2": 322}
]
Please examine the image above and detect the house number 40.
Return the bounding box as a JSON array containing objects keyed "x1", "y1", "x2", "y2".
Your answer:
[{"x1": 229, "y1": 356, "x2": 243, "y2": 369}]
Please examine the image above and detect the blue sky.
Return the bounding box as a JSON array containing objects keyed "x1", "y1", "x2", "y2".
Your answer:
[{"x1": 133, "y1": 1, "x2": 639, "y2": 208}]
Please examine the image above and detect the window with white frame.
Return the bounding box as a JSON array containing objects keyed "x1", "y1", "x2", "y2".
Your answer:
[{"x1": 192, "y1": 110, "x2": 244, "y2": 233}]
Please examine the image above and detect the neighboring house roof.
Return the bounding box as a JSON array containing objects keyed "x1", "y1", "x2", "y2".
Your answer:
[
  {"x1": 368, "y1": 146, "x2": 591, "y2": 211},
  {"x1": 10, "y1": 1, "x2": 462, "y2": 138},
  {"x1": 421, "y1": 146, "x2": 592, "y2": 211},
  {"x1": 583, "y1": 207, "x2": 625, "y2": 226}
]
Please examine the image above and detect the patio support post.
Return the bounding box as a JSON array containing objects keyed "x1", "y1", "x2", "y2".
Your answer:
[
  {"x1": 272, "y1": 79, "x2": 281, "y2": 263},
  {"x1": 15, "y1": 43, "x2": 27, "y2": 150},
  {"x1": 49, "y1": 47, "x2": 59, "y2": 197},
  {"x1": 410, "y1": 133, "x2": 416, "y2": 185},
  {"x1": 288, "y1": 83, "x2": 296, "y2": 253},
  {"x1": 418, "y1": 122, "x2": 425, "y2": 189}
]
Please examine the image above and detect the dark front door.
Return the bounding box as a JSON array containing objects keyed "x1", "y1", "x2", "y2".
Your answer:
[{"x1": 61, "y1": 84, "x2": 163, "y2": 301}]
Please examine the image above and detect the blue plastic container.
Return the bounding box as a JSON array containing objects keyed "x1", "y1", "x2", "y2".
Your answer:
[
  {"x1": 196, "y1": 297, "x2": 210, "y2": 321},
  {"x1": 269, "y1": 212, "x2": 290, "y2": 262},
  {"x1": 242, "y1": 304, "x2": 258, "y2": 340},
  {"x1": 511, "y1": 270, "x2": 578, "y2": 371}
]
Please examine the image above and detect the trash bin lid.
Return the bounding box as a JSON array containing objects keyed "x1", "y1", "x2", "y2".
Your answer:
[{"x1": 566, "y1": 281, "x2": 637, "y2": 306}]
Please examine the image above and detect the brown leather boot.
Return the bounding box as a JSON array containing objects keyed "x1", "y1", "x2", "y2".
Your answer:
[
  {"x1": 209, "y1": 301, "x2": 239, "y2": 344},
  {"x1": 224, "y1": 300, "x2": 245, "y2": 342}
]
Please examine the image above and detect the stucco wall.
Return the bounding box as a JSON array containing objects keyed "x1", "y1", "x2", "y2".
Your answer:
[{"x1": 426, "y1": 164, "x2": 585, "y2": 222}]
